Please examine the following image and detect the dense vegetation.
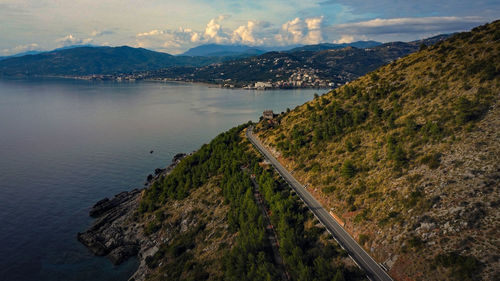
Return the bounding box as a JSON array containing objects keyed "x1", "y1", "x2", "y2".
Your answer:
[
  {"x1": 253, "y1": 160, "x2": 365, "y2": 281},
  {"x1": 256, "y1": 20, "x2": 499, "y2": 280},
  {"x1": 139, "y1": 124, "x2": 364, "y2": 281}
]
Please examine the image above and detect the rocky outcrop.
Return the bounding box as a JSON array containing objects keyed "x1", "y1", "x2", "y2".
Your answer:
[
  {"x1": 77, "y1": 154, "x2": 187, "y2": 275},
  {"x1": 89, "y1": 190, "x2": 141, "y2": 218},
  {"x1": 77, "y1": 188, "x2": 144, "y2": 265}
]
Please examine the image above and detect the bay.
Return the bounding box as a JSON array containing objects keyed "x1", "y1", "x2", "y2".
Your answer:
[{"x1": 0, "y1": 78, "x2": 319, "y2": 281}]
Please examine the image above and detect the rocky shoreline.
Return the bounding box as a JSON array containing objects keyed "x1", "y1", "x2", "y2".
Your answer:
[{"x1": 77, "y1": 153, "x2": 187, "y2": 280}]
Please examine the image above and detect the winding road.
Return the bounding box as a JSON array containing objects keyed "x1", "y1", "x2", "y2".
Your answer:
[{"x1": 246, "y1": 126, "x2": 393, "y2": 281}]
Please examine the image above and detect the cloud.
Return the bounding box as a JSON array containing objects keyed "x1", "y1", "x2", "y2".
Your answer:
[
  {"x1": 137, "y1": 30, "x2": 165, "y2": 37},
  {"x1": 2, "y1": 43, "x2": 39, "y2": 55},
  {"x1": 276, "y1": 17, "x2": 324, "y2": 44},
  {"x1": 134, "y1": 27, "x2": 202, "y2": 53},
  {"x1": 1, "y1": 0, "x2": 498, "y2": 56},
  {"x1": 204, "y1": 15, "x2": 230, "y2": 43},
  {"x1": 132, "y1": 15, "x2": 490, "y2": 53},
  {"x1": 324, "y1": 0, "x2": 500, "y2": 19},
  {"x1": 305, "y1": 16, "x2": 324, "y2": 44},
  {"x1": 279, "y1": 18, "x2": 306, "y2": 44},
  {"x1": 231, "y1": 21, "x2": 273, "y2": 45},
  {"x1": 331, "y1": 16, "x2": 486, "y2": 35},
  {"x1": 56, "y1": 34, "x2": 93, "y2": 46},
  {"x1": 334, "y1": 35, "x2": 354, "y2": 44},
  {"x1": 90, "y1": 30, "x2": 114, "y2": 37}
]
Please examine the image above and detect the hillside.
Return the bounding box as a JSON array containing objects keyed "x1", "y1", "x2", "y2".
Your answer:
[
  {"x1": 147, "y1": 35, "x2": 448, "y2": 88},
  {"x1": 80, "y1": 124, "x2": 368, "y2": 281},
  {"x1": 287, "y1": 41, "x2": 381, "y2": 52},
  {"x1": 133, "y1": 125, "x2": 367, "y2": 281},
  {"x1": 0, "y1": 46, "x2": 223, "y2": 76},
  {"x1": 254, "y1": 20, "x2": 499, "y2": 280}
]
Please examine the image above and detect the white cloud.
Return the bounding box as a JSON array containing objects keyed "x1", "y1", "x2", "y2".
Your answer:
[
  {"x1": 232, "y1": 21, "x2": 257, "y2": 44},
  {"x1": 130, "y1": 15, "x2": 487, "y2": 53},
  {"x1": 134, "y1": 27, "x2": 202, "y2": 53},
  {"x1": 231, "y1": 21, "x2": 273, "y2": 45},
  {"x1": 324, "y1": 16, "x2": 487, "y2": 43},
  {"x1": 137, "y1": 30, "x2": 165, "y2": 37},
  {"x1": 279, "y1": 18, "x2": 306, "y2": 44},
  {"x1": 56, "y1": 34, "x2": 93, "y2": 46},
  {"x1": 305, "y1": 16, "x2": 324, "y2": 44},
  {"x1": 332, "y1": 16, "x2": 485, "y2": 35},
  {"x1": 204, "y1": 15, "x2": 230, "y2": 43},
  {"x1": 334, "y1": 35, "x2": 355, "y2": 43},
  {"x1": 276, "y1": 17, "x2": 324, "y2": 45},
  {"x1": 90, "y1": 30, "x2": 114, "y2": 37}
]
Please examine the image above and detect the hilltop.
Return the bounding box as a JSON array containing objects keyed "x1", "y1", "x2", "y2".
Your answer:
[
  {"x1": 254, "y1": 20, "x2": 499, "y2": 280},
  {"x1": 287, "y1": 41, "x2": 381, "y2": 52},
  {"x1": 182, "y1": 44, "x2": 267, "y2": 57}
]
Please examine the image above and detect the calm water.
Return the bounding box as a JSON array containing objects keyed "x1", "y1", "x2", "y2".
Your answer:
[{"x1": 0, "y1": 78, "x2": 319, "y2": 281}]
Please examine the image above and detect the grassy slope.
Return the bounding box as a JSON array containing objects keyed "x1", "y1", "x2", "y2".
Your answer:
[
  {"x1": 255, "y1": 20, "x2": 500, "y2": 281},
  {"x1": 141, "y1": 179, "x2": 234, "y2": 281}
]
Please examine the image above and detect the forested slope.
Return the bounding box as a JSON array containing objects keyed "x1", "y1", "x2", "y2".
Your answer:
[
  {"x1": 254, "y1": 20, "x2": 500, "y2": 280},
  {"x1": 136, "y1": 125, "x2": 366, "y2": 281}
]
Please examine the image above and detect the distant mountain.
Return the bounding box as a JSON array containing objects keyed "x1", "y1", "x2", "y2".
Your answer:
[
  {"x1": 0, "y1": 36, "x2": 451, "y2": 78},
  {"x1": 0, "y1": 46, "x2": 224, "y2": 76},
  {"x1": 0, "y1": 44, "x2": 98, "y2": 61},
  {"x1": 0, "y1": 50, "x2": 44, "y2": 61},
  {"x1": 288, "y1": 41, "x2": 381, "y2": 52},
  {"x1": 182, "y1": 44, "x2": 267, "y2": 57},
  {"x1": 181, "y1": 43, "x2": 305, "y2": 57}
]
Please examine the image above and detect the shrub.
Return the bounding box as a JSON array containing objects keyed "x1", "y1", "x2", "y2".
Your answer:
[
  {"x1": 358, "y1": 234, "x2": 370, "y2": 246},
  {"x1": 354, "y1": 209, "x2": 368, "y2": 223},
  {"x1": 404, "y1": 117, "x2": 418, "y2": 136},
  {"x1": 455, "y1": 96, "x2": 483, "y2": 124},
  {"x1": 414, "y1": 86, "x2": 427, "y2": 97},
  {"x1": 144, "y1": 221, "x2": 161, "y2": 235},
  {"x1": 420, "y1": 152, "x2": 441, "y2": 169},
  {"x1": 341, "y1": 160, "x2": 356, "y2": 178},
  {"x1": 322, "y1": 186, "x2": 336, "y2": 194},
  {"x1": 435, "y1": 252, "x2": 483, "y2": 280},
  {"x1": 407, "y1": 236, "x2": 424, "y2": 249},
  {"x1": 404, "y1": 187, "x2": 424, "y2": 208}
]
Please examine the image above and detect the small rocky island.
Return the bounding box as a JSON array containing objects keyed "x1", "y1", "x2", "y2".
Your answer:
[{"x1": 77, "y1": 153, "x2": 187, "y2": 279}]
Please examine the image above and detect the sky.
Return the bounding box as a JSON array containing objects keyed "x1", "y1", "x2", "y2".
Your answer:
[{"x1": 0, "y1": 0, "x2": 498, "y2": 55}]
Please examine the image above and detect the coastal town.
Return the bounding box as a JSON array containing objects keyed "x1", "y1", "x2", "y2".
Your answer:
[{"x1": 58, "y1": 66, "x2": 344, "y2": 90}]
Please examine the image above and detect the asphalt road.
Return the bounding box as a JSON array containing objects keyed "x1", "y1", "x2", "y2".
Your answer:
[{"x1": 247, "y1": 126, "x2": 393, "y2": 281}]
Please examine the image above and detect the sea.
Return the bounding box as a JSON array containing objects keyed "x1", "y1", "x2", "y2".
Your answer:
[{"x1": 0, "y1": 78, "x2": 320, "y2": 281}]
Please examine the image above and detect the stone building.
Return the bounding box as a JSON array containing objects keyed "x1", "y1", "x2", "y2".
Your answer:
[{"x1": 263, "y1": 110, "x2": 274, "y2": 120}]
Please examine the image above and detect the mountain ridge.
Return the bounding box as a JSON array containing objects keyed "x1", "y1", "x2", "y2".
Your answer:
[{"x1": 0, "y1": 46, "x2": 226, "y2": 76}]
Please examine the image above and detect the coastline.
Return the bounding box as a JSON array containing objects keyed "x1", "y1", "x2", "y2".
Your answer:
[
  {"x1": 77, "y1": 153, "x2": 187, "y2": 281},
  {"x1": 1, "y1": 74, "x2": 333, "y2": 91}
]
